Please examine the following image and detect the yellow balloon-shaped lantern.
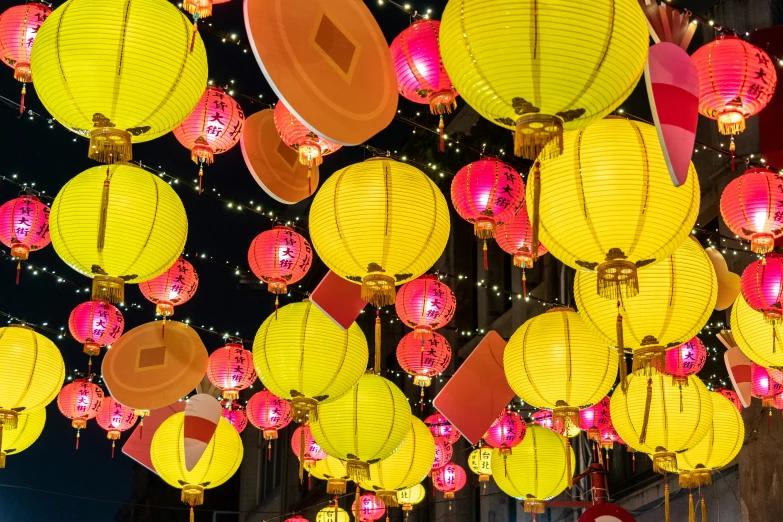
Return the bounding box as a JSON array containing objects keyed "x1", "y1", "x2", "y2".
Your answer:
[
  {"x1": 309, "y1": 158, "x2": 450, "y2": 307},
  {"x1": 151, "y1": 413, "x2": 243, "y2": 516},
  {"x1": 310, "y1": 373, "x2": 411, "y2": 482},
  {"x1": 397, "y1": 483, "x2": 426, "y2": 513},
  {"x1": 252, "y1": 300, "x2": 368, "y2": 421},
  {"x1": 529, "y1": 118, "x2": 699, "y2": 300},
  {"x1": 491, "y1": 425, "x2": 574, "y2": 515},
  {"x1": 468, "y1": 446, "x2": 493, "y2": 483},
  {"x1": 731, "y1": 296, "x2": 783, "y2": 368},
  {"x1": 576, "y1": 237, "x2": 717, "y2": 377},
  {"x1": 30, "y1": 0, "x2": 208, "y2": 163},
  {"x1": 0, "y1": 408, "x2": 45, "y2": 468},
  {"x1": 360, "y1": 416, "x2": 435, "y2": 507},
  {"x1": 610, "y1": 372, "x2": 713, "y2": 473},
  {"x1": 504, "y1": 307, "x2": 617, "y2": 432},
  {"x1": 316, "y1": 505, "x2": 350, "y2": 522},
  {"x1": 49, "y1": 164, "x2": 187, "y2": 303},
  {"x1": 311, "y1": 456, "x2": 351, "y2": 495},
  {"x1": 439, "y1": 0, "x2": 648, "y2": 159}
]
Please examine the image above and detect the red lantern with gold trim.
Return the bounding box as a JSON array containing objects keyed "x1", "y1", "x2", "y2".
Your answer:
[
  {"x1": 57, "y1": 379, "x2": 104, "y2": 448},
  {"x1": 496, "y1": 201, "x2": 548, "y2": 296},
  {"x1": 68, "y1": 300, "x2": 124, "y2": 356},
  {"x1": 206, "y1": 341, "x2": 257, "y2": 400},
  {"x1": 483, "y1": 409, "x2": 526, "y2": 455},
  {"x1": 222, "y1": 401, "x2": 248, "y2": 433},
  {"x1": 248, "y1": 226, "x2": 312, "y2": 311},
  {"x1": 96, "y1": 396, "x2": 137, "y2": 457},
  {"x1": 425, "y1": 413, "x2": 460, "y2": 444},
  {"x1": 395, "y1": 274, "x2": 456, "y2": 339},
  {"x1": 247, "y1": 390, "x2": 293, "y2": 458},
  {"x1": 720, "y1": 168, "x2": 783, "y2": 254},
  {"x1": 0, "y1": 3, "x2": 51, "y2": 112},
  {"x1": 432, "y1": 462, "x2": 467, "y2": 499},
  {"x1": 0, "y1": 195, "x2": 51, "y2": 283},
  {"x1": 139, "y1": 257, "x2": 199, "y2": 318},
  {"x1": 273, "y1": 100, "x2": 342, "y2": 169}
]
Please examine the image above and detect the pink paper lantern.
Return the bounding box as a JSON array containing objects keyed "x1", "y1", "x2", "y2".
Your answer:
[
  {"x1": 0, "y1": 195, "x2": 51, "y2": 282},
  {"x1": 58, "y1": 379, "x2": 104, "y2": 448},
  {"x1": 352, "y1": 493, "x2": 386, "y2": 521},
  {"x1": 222, "y1": 402, "x2": 248, "y2": 433},
  {"x1": 424, "y1": 413, "x2": 460, "y2": 444},
  {"x1": 291, "y1": 425, "x2": 326, "y2": 468},
  {"x1": 741, "y1": 254, "x2": 783, "y2": 323},
  {"x1": 68, "y1": 300, "x2": 124, "y2": 356},
  {"x1": 432, "y1": 462, "x2": 467, "y2": 499},
  {"x1": 139, "y1": 257, "x2": 198, "y2": 317},
  {"x1": 273, "y1": 100, "x2": 342, "y2": 168},
  {"x1": 483, "y1": 409, "x2": 526, "y2": 454},
  {"x1": 206, "y1": 342, "x2": 257, "y2": 400},
  {"x1": 720, "y1": 168, "x2": 783, "y2": 254},
  {"x1": 395, "y1": 274, "x2": 456, "y2": 339},
  {"x1": 248, "y1": 226, "x2": 312, "y2": 297},
  {"x1": 431, "y1": 438, "x2": 453, "y2": 471},
  {"x1": 396, "y1": 331, "x2": 452, "y2": 387},
  {"x1": 579, "y1": 397, "x2": 612, "y2": 441},
  {"x1": 531, "y1": 410, "x2": 554, "y2": 430},
  {"x1": 599, "y1": 425, "x2": 625, "y2": 449},
  {"x1": 496, "y1": 201, "x2": 548, "y2": 269},
  {"x1": 664, "y1": 337, "x2": 707, "y2": 384},
  {"x1": 95, "y1": 396, "x2": 137, "y2": 456},
  {"x1": 246, "y1": 390, "x2": 293, "y2": 440},
  {"x1": 751, "y1": 363, "x2": 783, "y2": 405}
]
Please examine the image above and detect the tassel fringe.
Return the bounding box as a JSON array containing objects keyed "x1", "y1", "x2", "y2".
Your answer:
[
  {"x1": 701, "y1": 493, "x2": 707, "y2": 522},
  {"x1": 514, "y1": 115, "x2": 563, "y2": 159},
  {"x1": 346, "y1": 459, "x2": 371, "y2": 483},
  {"x1": 689, "y1": 491, "x2": 695, "y2": 522},
  {"x1": 327, "y1": 478, "x2": 347, "y2": 495},
  {"x1": 639, "y1": 378, "x2": 653, "y2": 444},
  {"x1": 665, "y1": 482, "x2": 670, "y2": 522},
  {"x1": 530, "y1": 162, "x2": 541, "y2": 262},
  {"x1": 375, "y1": 309, "x2": 382, "y2": 374},
  {"x1": 361, "y1": 274, "x2": 396, "y2": 308},
  {"x1": 92, "y1": 276, "x2": 125, "y2": 304},
  {"x1": 617, "y1": 302, "x2": 628, "y2": 392}
]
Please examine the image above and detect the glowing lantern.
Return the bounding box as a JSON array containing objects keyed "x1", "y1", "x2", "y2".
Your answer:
[
  {"x1": 439, "y1": 0, "x2": 648, "y2": 159},
  {"x1": 311, "y1": 456, "x2": 350, "y2": 495},
  {"x1": 206, "y1": 341, "x2": 256, "y2": 400},
  {"x1": 248, "y1": 226, "x2": 313, "y2": 306},
  {"x1": 531, "y1": 410, "x2": 553, "y2": 429},
  {"x1": 252, "y1": 301, "x2": 368, "y2": 421},
  {"x1": 310, "y1": 374, "x2": 411, "y2": 482},
  {"x1": 751, "y1": 363, "x2": 783, "y2": 406},
  {"x1": 316, "y1": 505, "x2": 349, "y2": 522},
  {"x1": 496, "y1": 202, "x2": 548, "y2": 294},
  {"x1": 425, "y1": 413, "x2": 460, "y2": 444},
  {"x1": 431, "y1": 438, "x2": 453, "y2": 471},
  {"x1": 432, "y1": 462, "x2": 467, "y2": 499},
  {"x1": 731, "y1": 295, "x2": 783, "y2": 368},
  {"x1": 309, "y1": 158, "x2": 450, "y2": 307},
  {"x1": 579, "y1": 397, "x2": 612, "y2": 442},
  {"x1": 57, "y1": 379, "x2": 104, "y2": 447},
  {"x1": 395, "y1": 275, "x2": 456, "y2": 339},
  {"x1": 716, "y1": 388, "x2": 743, "y2": 413},
  {"x1": 396, "y1": 332, "x2": 452, "y2": 388},
  {"x1": 0, "y1": 408, "x2": 45, "y2": 468},
  {"x1": 273, "y1": 100, "x2": 342, "y2": 169},
  {"x1": 182, "y1": 0, "x2": 229, "y2": 19},
  {"x1": 285, "y1": 516, "x2": 309, "y2": 522},
  {"x1": 30, "y1": 0, "x2": 208, "y2": 163},
  {"x1": 352, "y1": 494, "x2": 386, "y2": 521},
  {"x1": 741, "y1": 254, "x2": 783, "y2": 322},
  {"x1": 721, "y1": 168, "x2": 783, "y2": 254},
  {"x1": 397, "y1": 484, "x2": 426, "y2": 514},
  {"x1": 0, "y1": 195, "x2": 51, "y2": 281},
  {"x1": 0, "y1": 3, "x2": 51, "y2": 111},
  {"x1": 291, "y1": 425, "x2": 326, "y2": 471},
  {"x1": 151, "y1": 413, "x2": 243, "y2": 520},
  {"x1": 691, "y1": 36, "x2": 777, "y2": 136},
  {"x1": 468, "y1": 446, "x2": 493, "y2": 483},
  {"x1": 600, "y1": 426, "x2": 624, "y2": 450},
  {"x1": 484, "y1": 409, "x2": 526, "y2": 454},
  {"x1": 68, "y1": 300, "x2": 124, "y2": 356},
  {"x1": 50, "y1": 164, "x2": 188, "y2": 303},
  {"x1": 246, "y1": 390, "x2": 292, "y2": 456},
  {"x1": 664, "y1": 338, "x2": 707, "y2": 385},
  {"x1": 221, "y1": 403, "x2": 247, "y2": 433},
  {"x1": 96, "y1": 396, "x2": 137, "y2": 456},
  {"x1": 139, "y1": 257, "x2": 198, "y2": 318}
]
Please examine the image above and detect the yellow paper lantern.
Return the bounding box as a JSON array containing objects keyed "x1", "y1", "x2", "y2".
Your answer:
[
  {"x1": 49, "y1": 163, "x2": 187, "y2": 303},
  {"x1": 504, "y1": 307, "x2": 617, "y2": 431},
  {"x1": 575, "y1": 236, "x2": 717, "y2": 375},
  {"x1": 310, "y1": 373, "x2": 411, "y2": 482},
  {"x1": 151, "y1": 413, "x2": 243, "y2": 514},
  {"x1": 439, "y1": 0, "x2": 648, "y2": 159},
  {"x1": 397, "y1": 483, "x2": 426, "y2": 512},
  {"x1": 309, "y1": 158, "x2": 450, "y2": 307},
  {"x1": 311, "y1": 456, "x2": 351, "y2": 495},
  {"x1": 529, "y1": 118, "x2": 700, "y2": 300},
  {"x1": 610, "y1": 372, "x2": 713, "y2": 473},
  {"x1": 30, "y1": 0, "x2": 208, "y2": 163},
  {"x1": 252, "y1": 300, "x2": 368, "y2": 421},
  {"x1": 0, "y1": 408, "x2": 45, "y2": 468},
  {"x1": 491, "y1": 425, "x2": 574, "y2": 515},
  {"x1": 316, "y1": 505, "x2": 350, "y2": 522},
  {"x1": 360, "y1": 416, "x2": 435, "y2": 507},
  {"x1": 731, "y1": 295, "x2": 783, "y2": 368},
  {"x1": 468, "y1": 446, "x2": 493, "y2": 483}
]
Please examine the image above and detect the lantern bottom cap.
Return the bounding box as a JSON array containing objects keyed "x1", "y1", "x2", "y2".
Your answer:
[
  {"x1": 191, "y1": 138, "x2": 215, "y2": 166},
  {"x1": 221, "y1": 389, "x2": 240, "y2": 400},
  {"x1": 92, "y1": 276, "x2": 125, "y2": 304},
  {"x1": 13, "y1": 62, "x2": 31, "y2": 83},
  {"x1": 291, "y1": 396, "x2": 319, "y2": 423},
  {"x1": 89, "y1": 128, "x2": 132, "y2": 164},
  {"x1": 361, "y1": 273, "x2": 396, "y2": 308},
  {"x1": 596, "y1": 258, "x2": 639, "y2": 300},
  {"x1": 413, "y1": 375, "x2": 431, "y2": 387},
  {"x1": 262, "y1": 429, "x2": 279, "y2": 440},
  {"x1": 429, "y1": 89, "x2": 457, "y2": 115},
  {"x1": 513, "y1": 251, "x2": 533, "y2": 268},
  {"x1": 155, "y1": 302, "x2": 175, "y2": 317},
  {"x1": 514, "y1": 114, "x2": 563, "y2": 159},
  {"x1": 135, "y1": 409, "x2": 150, "y2": 418},
  {"x1": 750, "y1": 232, "x2": 776, "y2": 254},
  {"x1": 266, "y1": 279, "x2": 288, "y2": 295},
  {"x1": 346, "y1": 458, "x2": 371, "y2": 482},
  {"x1": 473, "y1": 215, "x2": 497, "y2": 239},
  {"x1": 183, "y1": 0, "x2": 212, "y2": 18},
  {"x1": 413, "y1": 325, "x2": 433, "y2": 339},
  {"x1": 679, "y1": 468, "x2": 713, "y2": 488},
  {"x1": 106, "y1": 430, "x2": 122, "y2": 441},
  {"x1": 71, "y1": 418, "x2": 87, "y2": 429},
  {"x1": 632, "y1": 346, "x2": 666, "y2": 375},
  {"x1": 326, "y1": 478, "x2": 347, "y2": 495},
  {"x1": 83, "y1": 343, "x2": 101, "y2": 356},
  {"x1": 717, "y1": 110, "x2": 746, "y2": 136},
  {"x1": 10, "y1": 243, "x2": 29, "y2": 260},
  {"x1": 524, "y1": 499, "x2": 545, "y2": 514},
  {"x1": 0, "y1": 410, "x2": 18, "y2": 429},
  {"x1": 296, "y1": 143, "x2": 324, "y2": 167},
  {"x1": 652, "y1": 449, "x2": 678, "y2": 474},
  {"x1": 376, "y1": 490, "x2": 399, "y2": 507},
  {"x1": 181, "y1": 484, "x2": 205, "y2": 506}
]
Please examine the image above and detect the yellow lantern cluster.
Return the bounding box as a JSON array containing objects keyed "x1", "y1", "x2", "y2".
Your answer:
[
  {"x1": 252, "y1": 300, "x2": 368, "y2": 421},
  {"x1": 30, "y1": 0, "x2": 208, "y2": 163},
  {"x1": 0, "y1": 408, "x2": 45, "y2": 468},
  {"x1": 529, "y1": 119, "x2": 700, "y2": 299},
  {"x1": 439, "y1": 0, "x2": 649, "y2": 159},
  {"x1": 310, "y1": 456, "x2": 351, "y2": 495},
  {"x1": 309, "y1": 158, "x2": 450, "y2": 307},
  {"x1": 731, "y1": 296, "x2": 783, "y2": 368}
]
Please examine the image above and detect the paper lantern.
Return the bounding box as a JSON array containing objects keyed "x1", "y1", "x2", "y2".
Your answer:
[
  {"x1": 0, "y1": 408, "x2": 45, "y2": 469},
  {"x1": 309, "y1": 158, "x2": 450, "y2": 307},
  {"x1": 395, "y1": 275, "x2": 456, "y2": 339},
  {"x1": 496, "y1": 202, "x2": 548, "y2": 269},
  {"x1": 151, "y1": 413, "x2": 243, "y2": 516},
  {"x1": 291, "y1": 425, "x2": 326, "y2": 471},
  {"x1": 664, "y1": 338, "x2": 707, "y2": 385},
  {"x1": 575, "y1": 237, "x2": 717, "y2": 375},
  {"x1": 468, "y1": 446, "x2": 493, "y2": 483},
  {"x1": 316, "y1": 505, "x2": 349, "y2": 522},
  {"x1": 50, "y1": 164, "x2": 188, "y2": 303},
  {"x1": 30, "y1": 0, "x2": 208, "y2": 163},
  {"x1": 206, "y1": 341, "x2": 256, "y2": 400},
  {"x1": 246, "y1": 390, "x2": 292, "y2": 457},
  {"x1": 248, "y1": 226, "x2": 313, "y2": 299},
  {"x1": 530, "y1": 410, "x2": 580, "y2": 438},
  {"x1": 691, "y1": 36, "x2": 777, "y2": 136},
  {"x1": 600, "y1": 426, "x2": 624, "y2": 450},
  {"x1": 182, "y1": 0, "x2": 229, "y2": 19},
  {"x1": 424, "y1": 413, "x2": 460, "y2": 444},
  {"x1": 731, "y1": 295, "x2": 783, "y2": 368},
  {"x1": 741, "y1": 255, "x2": 783, "y2": 322},
  {"x1": 431, "y1": 438, "x2": 453, "y2": 471},
  {"x1": 359, "y1": 417, "x2": 435, "y2": 507},
  {"x1": 311, "y1": 456, "x2": 350, "y2": 495},
  {"x1": 505, "y1": 307, "x2": 617, "y2": 431},
  {"x1": 751, "y1": 363, "x2": 783, "y2": 405},
  {"x1": 721, "y1": 168, "x2": 783, "y2": 254},
  {"x1": 173, "y1": 86, "x2": 244, "y2": 192},
  {"x1": 397, "y1": 484, "x2": 426, "y2": 513},
  {"x1": 95, "y1": 396, "x2": 137, "y2": 456},
  {"x1": 484, "y1": 409, "x2": 526, "y2": 454},
  {"x1": 252, "y1": 300, "x2": 368, "y2": 420},
  {"x1": 273, "y1": 100, "x2": 342, "y2": 169},
  {"x1": 285, "y1": 516, "x2": 308, "y2": 522},
  {"x1": 491, "y1": 425, "x2": 574, "y2": 514},
  {"x1": 352, "y1": 494, "x2": 386, "y2": 521},
  {"x1": 68, "y1": 300, "x2": 124, "y2": 356},
  {"x1": 57, "y1": 379, "x2": 104, "y2": 446},
  {"x1": 221, "y1": 403, "x2": 247, "y2": 434},
  {"x1": 310, "y1": 374, "x2": 411, "y2": 481},
  {"x1": 396, "y1": 332, "x2": 452, "y2": 388},
  {"x1": 579, "y1": 397, "x2": 612, "y2": 441},
  {"x1": 431, "y1": 462, "x2": 467, "y2": 499},
  {"x1": 439, "y1": 0, "x2": 648, "y2": 159},
  {"x1": 139, "y1": 257, "x2": 198, "y2": 318},
  {"x1": 716, "y1": 388, "x2": 743, "y2": 413},
  {"x1": 0, "y1": 2, "x2": 51, "y2": 111},
  {"x1": 0, "y1": 195, "x2": 51, "y2": 278},
  {"x1": 610, "y1": 372, "x2": 713, "y2": 473}
]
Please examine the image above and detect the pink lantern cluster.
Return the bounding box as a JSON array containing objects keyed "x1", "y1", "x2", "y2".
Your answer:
[
  {"x1": 68, "y1": 300, "x2": 125, "y2": 356},
  {"x1": 396, "y1": 331, "x2": 452, "y2": 388},
  {"x1": 664, "y1": 337, "x2": 707, "y2": 385},
  {"x1": 248, "y1": 226, "x2": 312, "y2": 298},
  {"x1": 139, "y1": 257, "x2": 199, "y2": 317},
  {"x1": 206, "y1": 341, "x2": 257, "y2": 400},
  {"x1": 95, "y1": 396, "x2": 137, "y2": 456},
  {"x1": 352, "y1": 493, "x2": 386, "y2": 522},
  {"x1": 483, "y1": 409, "x2": 526, "y2": 454},
  {"x1": 395, "y1": 275, "x2": 456, "y2": 339},
  {"x1": 432, "y1": 462, "x2": 467, "y2": 499},
  {"x1": 741, "y1": 254, "x2": 783, "y2": 323}
]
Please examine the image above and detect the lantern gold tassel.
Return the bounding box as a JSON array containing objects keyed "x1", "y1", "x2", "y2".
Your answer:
[
  {"x1": 92, "y1": 275, "x2": 125, "y2": 304},
  {"x1": 189, "y1": 15, "x2": 199, "y2": 53},
  {"x1": 530, "y1": 161, "x2": 541, "y2": 261},
  {"x1": 483, "y1": 240, "x2": 488, "y2": 271},
  {"x1": 97, "y1": 172, "x2": 111, "y2": 253},
  {"x1": 19, "y1": 83, "x2": 25, "y2": 115},
  {"x1": 689, "y1": 490, "x2": 696, "y2": 522},
  {"x1": 375, "y1": 309, "x2": 382, "y2": 374},
  {"x1": 730, "y1": 136, "x2": 736, "y2": 171},
  {"x1": 362, "y1": 274, "x2": 396, "y2": 308},
  {"x1": 665, "y1": 481, "x2": 670, "y2": 522},
  {"x1": 377, "y1": 490, "x2": 399, "y2": 507},
  {"x1": 616, "y1": 301, "x2": 628, "y2": 392},
  {"x1": 439, "y1": 115, "x2": 445, "y2": 153},
  {"x1": 298, "y1": 426, "x2": 305, "y2": 483},
  {"x1": 327, "y1": 478, "x2": 347, "y2": 495},
  {"x1": 190, "y1": 507, "x2": 194, "y2": 522},
  {"x1": 514, "y1": 115, "x2": 563, "y2": 159},
  {"x1": 565, "y1": 435, "x2": 573, "y2": 489},
  {"x1": 355, "y1": 484, "x2": 361, "y2": 522},
  {"x1": 701, "y1": 492, "x2": 707, "y2": 522},
  {"x1": 639, "y1": 378, "x2": 653, "y2": 444},
  {"x1": 346, "y1": 459, "x2": 371, "y2": 483}
]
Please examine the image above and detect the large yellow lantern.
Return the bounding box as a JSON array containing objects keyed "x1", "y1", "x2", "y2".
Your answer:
[
  {"x1": 0, "y1": 408, "x2": 45, "y2": 468},
  {"x1": 30, "y1": 0, "x2": 208, "y2": 163},
  {"x1": 731, "y1": 295, "x2": 783, "y2": 368},
  {"x1": 311, "y1": 456, "x2": 350, "y2": 495},
  {"x1": 397, "y1": 484, "x2": 426, "y2": 513},
  {"x1": 252, "y1": 300, "x2": 368, "y2": 421},
  {"x1": 439, "y1": 0, "x2": 648, "y2": 159},
  {"x1": 50, "y1": 164, "x2": 187, "y2": 303},
  {"x1": 360, "y1": 416, "x2": 435, "y2": 506},
  {"x1": 491, "y1": 425, "x2": 574, "y2": 517},
  {"x1": 610, "y1": 373, "x2": 713, "y2": 473},
  {"x1": 575, "y1": 237, "x2": 717, "y2": 376},
  {"x1": 468, "y1": 446, "x2": 493, "y2": 483},
  {"x1": 310, "y1": 373, "x2": 411, "y2": 482},
  {"x1": 504, "y1": 307, "x2": 617, "y2": 431},
  {"x1": 529, "y1": 118, "x2": 700, "y2": 299},
  {"x1": 150, "y1": 413, "x2": 243, "y2": 517},
  {"x1": 309, "y1": 158, "x2": 450, "y2": 307}
]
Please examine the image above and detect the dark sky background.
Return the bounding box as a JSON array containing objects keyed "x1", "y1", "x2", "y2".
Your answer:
[{"x1": 0, "y1": 0, "x2": 724, "y2": 520}]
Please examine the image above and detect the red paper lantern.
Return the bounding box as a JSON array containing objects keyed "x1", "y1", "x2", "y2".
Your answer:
[
  {"x1": 139, "y1": 257, "x2": 198, "y2": 317},
  {"x1": 284, "y1": 517, "x2": 308, "y2": 522},
  {"x1": 752, "y1": 363, "x2": 783, "y2": 403},
  {"x1": 222, "y1": 402, "x2": 248, "y2": 433},
  {"x1": 273, "y1": 100, "x2": 342, "y2": 168},
  {"x1": 96, "y1": 396, "x2": 137, "y2": 456},
  {"x1": 206, "y1": 341, "x2": 257, "y2": 400},
  {"x1": 424, "y1": 413, "x2": 460, "y2": 444},
  {"x1": 579, "y1": 397, "x2": 612, "y2": 441},
  {"x1": 58, "y1": 379, "x2": 104, "y2": 448},
  {"x1": 692, "y1": 36, "x2": 777, "y2": 136},
  {"x1": 716, "y1": 387, "x2": 743, "y2": 413},
  {"x1": 496, "y1": 202, "x2": 548, "y2": 268},
  {"x1": 395, "y1": 274, "x2": 456, "y2": 339},
  {"x1": 396, "y1": 331, "x2": 452, "y2": 387},
  {"x1": 720, "y1": 168, "x2": 783, "y2": 254},
  {"x1": 246, "y1": 390, "x2": 293, "y2": 440},
  {"x1": 431, "y1": 438, "x2": 453, "y2": 471},
  {"x1": 432, "y1": 462, "x2": 467, "y2": 499},
  {"x1": 664, "y1": 337, "x2": 707, "y2": 384},
  {"x1": 741, "y1": 254, "x2": 783, "y2": 323},
  {"x1": 483, "y1": 409, "x2": 526, "y2": 454},
  {"x1": 173, "y1": 86, "x2": 244, "y2": 192},
  {"x1": 0, "y1": 3, "x2": 51, "y2": 111},
  {"x1": 531, "y1": 410, "x2": 554, "y2": 430},
  {"x1": 352, "y1": 494, "x2": 386, "y2": 522},
  {"x1": 291, "y1": 425, "x2": 326, "y2": 469},
  {"x1": 68, "y1": 300, "x2": 124, "y2": 356},
  {"x1": 182, "y1": 0, "x2": 229, "y2": 19},
  {"x1": 0, "y1": 195, "x2": 51, "y2": 282},
  {"x1": 248, "y1": 226, "x2": 312, "y2": 301}
]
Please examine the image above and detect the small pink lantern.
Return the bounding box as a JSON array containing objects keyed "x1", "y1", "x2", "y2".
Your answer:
[
  {"x1": 432, "y1": 462, "x2": 467, "y2": 499},
  {"x1": 531, "y1": 410, "x2": 554, "y2": 430},
  {"x1": 395, "y1": 274, "x2": 456, "y2": 339},
  {"x1": 599, "y1": 425, "x2": 624, "y2": 450},
  {"x1": 352, "y1": 493, "x2": 386, "y2": 521},
  {"x1": 424, "y1": 413, "x2": 461, "y2": 444},
  {"x1": 246, "y1": 390, "x2": 293, "y2": 459},
  {"x1": 0, "y1": 195, "x2": 51, "y2": 283},
  {"x1": 206, "y1": 341, "x2": 256, "y2": 400},
  {"x1": 139, "y1": 257, "x2": 198, "y2": 318},
  {"x1": 57, "y1": 379, "x2": 104, "y2": 448},
  {"x1": 752, "y1": 363, "x2": 783, "y2": 406},
  {"x1": 431, "y1": 438, "x2": 453, "y2": 472},
  {"x1": 664, "y1": 337, "x2": 707, "y2": 385},
  {"x1": 248, "y1": 226, "x2": 312, "y2": 311},
  {"x1": 579, "y1": 397, "x2": 612, "y2": 441},
  {"x1": 741, "y1": 255, "x2": 783, "y2": 323},
  {"x1": 716, "y1": 387, "x2": 743, "y2": 413},
  {"x1": 221, "y1": 401, "x2": 248, "y2": 433},
  {"x1": 95, "y1": 396, "x2": 137, "y2": 457},
  {"x1": 496, "y1": 201, "x2": 548, "y2": 296},
  {"x1": 483, "y1": 409, "x2": 526, "y2": 455},
  {"x1": 396, "y1": 331, "x2": 452, "y2": 388},
  {"x1": 291, "y1": 425, "x2": 326, "y2": 469},
  {"x1": 68, "y1": 300, "x2": 125, "y2": 356},
  {"x1": 273, "y1": 100, "x2": 342, "y2": 169}
]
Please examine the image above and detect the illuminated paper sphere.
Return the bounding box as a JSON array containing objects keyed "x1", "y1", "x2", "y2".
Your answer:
[
  {"x1": 730, "y1": 295, "x2": 783, "y2": 368},
  {"x1": 741, "y1": 255, "x2": 783, "y2": 323},
  {"x1": 0, "y1": 408, "x2": 45, "y2": 469},
  {"x1": 496, "y1": 202, "x2": 548, "y2": 268},
  {"x1": 691, "y1": 36, "x2": 777, "y2": 136},
  {"x1": 50, "y1": 164, "x2": 187, "y2": 303},
  {"x1": 0, "y1": 3, "x2": 51, "y2": 84},
  {"x1": 221, "y1": 403, "x2": 247, "y2": 434},
  {"x1": 664, "y1": 338, "x2": 707, "y2": 384},
  {"x1": 291, "y1": 425, "x2": 326, "y2": 470},
  {"x1": 397, "y1": 484, "x2": 426, "y2": 511},
  {"x1": 206, "y1": 341, "x2": 256, "y2": 400},
  {"x1": 274, "y1": 100, "x2": 342, "y2": 168},
  {"x1": 439, "y1": 0, "x2": 648, "y2": 158},
  {"x1": 246, "y1": 390, "x2": 292, "y2": 440},
  {"x1": 309, "y1": 158, "x2": 450, "y2": 307},
  {"x1": 57, "y1": 379, "x2": 104, "y2": 431},
  {"x1": 284, "y1": 516, "x2": 308, "y2": 522},
  {"x1": 431, "y1": 462, "x2": 467, "y2": 499},
  {"x1": 431, "y1": 438, "x2": 453, "y2": 471},
  {"x1": 396, "y1": 331, "x2": 451, "y2": 387},
  {"x1": 484, "y1": 409, "x2": 526, "y2": 453},
  {"x1": 316, "y1": 505, "x2": 349, "y2": 522},
  {"x1": 248, "y1": 226, "x2": 312, "y2": 295},
  {"x1": 751, "y1": 363, "x2": 783, "y2": 403},
  {"x1": 310, "y1": 456, "x2": 350, "y2": 495},
  {"x1": 0, "y1": 195, "x2": 51, "y2": 262},
  {"x1": 468, "y1": 446, "x2": 493, "y2": 482},
  {"x1": 721, "y1": 168, "x2": 783, "y2": 254},
  {"x1": 579, "y1": 397, "x2": 612, "y2": 441},
  {"x1": 68, "y1": 300, "x2": 124, "y2": 356},
  {"x1": 352, "y1": 494, "x2": 386, "y2": 521},
  {"x1": 395, "y1": 274, "x2": 456, "y2": 339},
  {"x1": 424, "y1": 413, "x2": 460, "y2": 444},
  {"x1": 96, "y1": 396, "x2": 137, "y2": 456},
  {"x1": 139, "y1": 257, "x2": 198, "y2": 318}
]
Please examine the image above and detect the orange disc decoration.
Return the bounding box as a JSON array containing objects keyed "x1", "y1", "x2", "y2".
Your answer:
[
  {"x1": 57, "y1": 379, "x2": 104, "y2": 448},
  {"x1": 273, "y1": 101, "x2": 342, "y2": 168},
  {"x1": 205, "y1": 341, "x2": 257, "y2": 400},
  {"x1": 244, "y1": 0, "x2": 397, "y2": 145},
  {"x1": 139, "y1": 257, "x2": 199, "y2": 318},
  {"x1": 0, "y1": 3, "x2": 51, "y2": 112},
  {"x1": 240, "y1": 109, "x2": 318, "y2": 204},
  {"x1": 101, "y1": 321, "x2": 209, "y2": 412}
]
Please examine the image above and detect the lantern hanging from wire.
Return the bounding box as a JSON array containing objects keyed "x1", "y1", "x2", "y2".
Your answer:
[
  {"x1": 95, "y1": 395, "x2": 137, "y2": 457},
  {"x1": 311, "y1": 456, "x2": 350, "y2": 495},
  {"x1": 221, "y1": 402, "x2": 247, "y2": 433},
  {"x1": 248, "y1": 226, "x2": 312, "y2": 312},
  {"x1": 468, "y1": 446, "x2": 493, "y2": 484},
  {"x1": 395, "y1": 274, "x2": 456, "y2": 340},
  {"x1": 246, "y1": 390, "x2": 292, "y2": 458},
  {"x1": 424, "y1": 413, "x2": 461, "y2": 444},
  {"x1": 139, "y1": 257, "x2": 198, "y2": 319},
  {"x1": 0, "y1": 408, "x2": 45, "y2": 469},
  {"x1": 173, "y1": 86, "x2": 244, "y2": 194},
  {"x1": 0, "y1": 194, "x2": 51, "y2": 283},
  {"x1": 664, "y1": 337, "x2": 707, "y2": 386},
  {"x1": 483, "y1": 409, "x2": 526, "y2": 455},
  {"x1": 721, "y1": 168, "x2": 783, "y2": 254},
  {"x1": 741, "y1": 254, "x2": 783, "y2": 322},
  {"x1": 730, "y1": 295, "x2": 783, "y2": 368},
  {"x1": 352, "y1": 493, "x2": 386, "y2": 522},
  {"x1": 432, "y1": 462, "x2": 467, "y2": 500},
  {"x1": 68, "y1": 300, "x2": 124, "y2": 356},
  {"x1": 496, "y1": 201, "x2": 548, "y2": 296},
  {"x1": 578, "y1": 397, "x2": 612, "y2": 442},
  {"x1": 0, "y1": 3, "x2": 51, "y2": 112},
  {"x1": 206, "y1": 340, "x2": 256, "y2": 400},
  {"x1": 431, "y1": 438, "x2": 453, "y2": 472},
  {"x1": 57, "y1": 379, "x2": 104, "y2": 449},
  {"x1": 396, "y1": 331, "x2": 451, "y2": 393},
  {"x1": 397, "y1": 484, "x2": 426, "y2": 517}
]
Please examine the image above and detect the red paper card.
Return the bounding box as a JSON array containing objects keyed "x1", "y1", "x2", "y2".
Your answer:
[
  {"x1": 122, "y1": 401, "x2": 186, "y2": 474},
  {"x1": 433, "y1": 331, "x2": 515, "y2": 444},
  {"x1": 309, "y1": 271, "x2": 368, "y2": 330}
]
